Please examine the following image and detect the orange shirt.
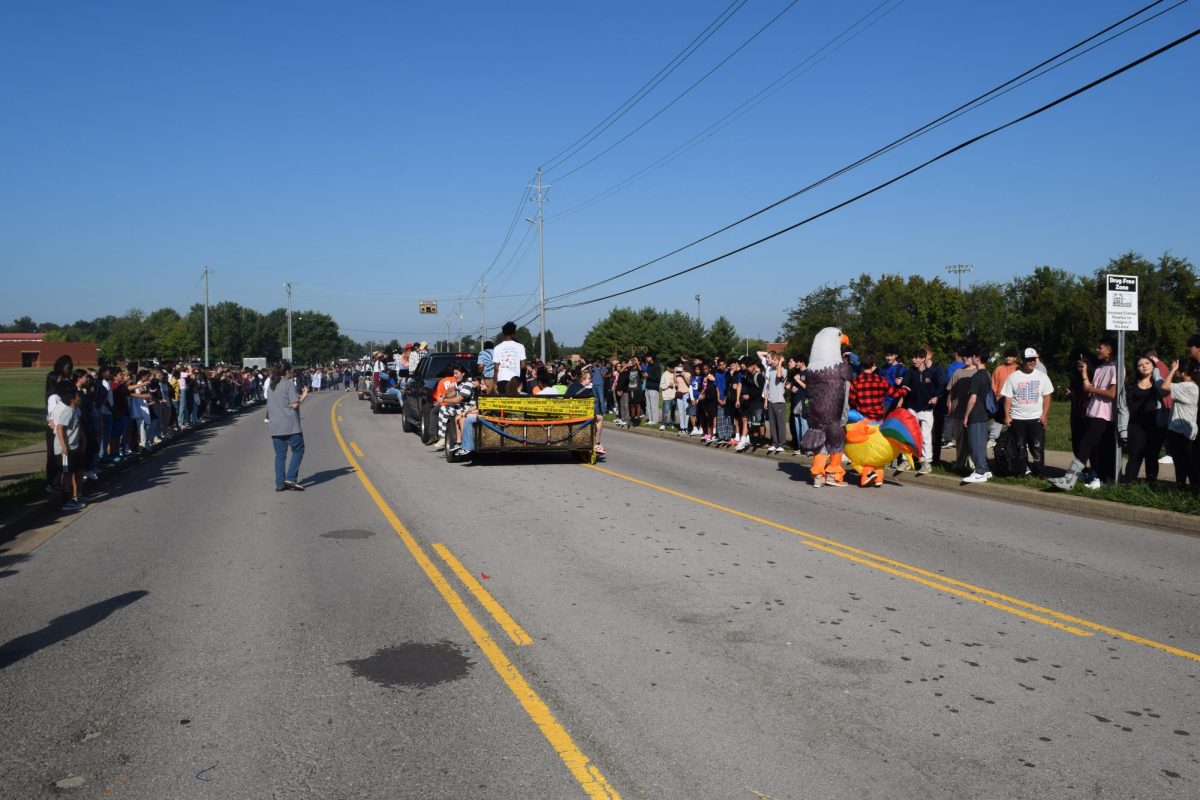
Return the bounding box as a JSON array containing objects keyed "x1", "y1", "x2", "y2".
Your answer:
[
  {"x1": 433, "y1": 376, "x2": 456, "y2": 402},
  {"x1": 991, "y1": 363, "x2": 1018, "y2": 396}
]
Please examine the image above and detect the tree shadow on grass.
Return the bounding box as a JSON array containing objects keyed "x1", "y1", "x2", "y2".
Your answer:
[{"x1": 0, "y1": 590, "x2": 148, "y2": 670}]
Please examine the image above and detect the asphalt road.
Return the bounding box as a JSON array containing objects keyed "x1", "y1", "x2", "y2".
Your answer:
[{"x1": 1, "y1": 390, "x2": 1198, "y2": 799}]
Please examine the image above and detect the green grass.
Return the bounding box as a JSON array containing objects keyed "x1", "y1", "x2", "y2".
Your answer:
[
  {"x1": 1043, "y1": 401, "x2": 1072, "y2": 453},
  {"x1": 0, "y1": 368, "x2": 49, "y2": 454},
  {"x1": 0, "y1": 471, "x2": 47, "y2": 510},
  {"x1": 934, "y1": 465, "x2": 1200, "y2": 517}
]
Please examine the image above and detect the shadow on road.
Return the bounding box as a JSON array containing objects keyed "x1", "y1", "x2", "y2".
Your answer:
[
  {"x1": 0, "y1": 589, "x2": 148, "y2": 670},
  {"x1": 303, "y1": 466, "x2": 356, "y2": 487}
]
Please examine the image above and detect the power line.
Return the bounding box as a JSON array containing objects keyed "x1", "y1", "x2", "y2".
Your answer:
[
  {"x1": 546, "y1": 0, "x2": 1180, "y2": 304},
  {"x1": 548, "y1": 0, "x2": 906, "y2": 224},
  {"x1": 541, "y1": 0, "x2": 749, "y2": 174},
  {"x1": 547, "y1": 25, "x2": 1200, "y2": 310},
  {"x1": 546, "y1": 0, "x2": 804, "y2": 182}
]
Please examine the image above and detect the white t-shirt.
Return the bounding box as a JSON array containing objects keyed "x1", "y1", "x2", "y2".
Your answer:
[
  {"x1": 1169, "y1": 382, "x2": 1198, "y2": 440},
  {"x1": 1000, "y1": 369, "x2": 1055, "y2": 421},
  {"x1": 493, "y1": 340, "x2": 526, "y2": 382}
]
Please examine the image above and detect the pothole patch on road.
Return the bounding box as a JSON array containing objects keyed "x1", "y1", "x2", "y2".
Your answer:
[
  {"x1": 320, "y1": 529, "x2": 375, "y2": 540},
  {"x1": 342, "y1": 641, "x2": 474, "y2": 689}
]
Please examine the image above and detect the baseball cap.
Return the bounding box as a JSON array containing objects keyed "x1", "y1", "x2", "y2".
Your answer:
[{"x1": 1023, "y1": 347, "x2": 1039, "y2": 360}]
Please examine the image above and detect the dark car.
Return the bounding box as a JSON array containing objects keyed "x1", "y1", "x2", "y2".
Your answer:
[
  {"x1": 368, "y1": 368, "x2": 408, "y2": 413},
  {"x1": 401, "y1": 352, "x2": 476, "y2": 442}
]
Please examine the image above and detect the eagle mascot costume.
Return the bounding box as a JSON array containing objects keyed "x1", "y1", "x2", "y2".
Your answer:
[{"x1": 800, "y1": 326, "x2": 853, "y2": 487}]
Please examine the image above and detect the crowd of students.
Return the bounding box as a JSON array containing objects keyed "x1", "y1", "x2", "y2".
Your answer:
[
  {"x1": 453, "y1": 331, "x2": 1200, "y2": 494},
  {"x1": 43, "y1": 356, "x2": 268, "y2": 511}
]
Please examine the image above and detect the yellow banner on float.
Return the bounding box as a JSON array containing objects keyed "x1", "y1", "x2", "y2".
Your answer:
[{"x1": 478, "y1": 397, "x2": 594, "y2": 417}]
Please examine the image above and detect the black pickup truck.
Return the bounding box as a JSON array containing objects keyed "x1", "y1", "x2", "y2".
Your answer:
[{"x1": 400, "y1": 352, "x2": 476, "y2": 442}]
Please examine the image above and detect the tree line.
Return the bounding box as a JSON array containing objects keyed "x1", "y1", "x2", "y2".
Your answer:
[
  {"x1": 779, "y1": 251, "x2": 1196, "y2": 379},
  {"x1": 577, "y1": 251, "x2": 1196, "y2": 383},
  {"x1": 3, "y1": 304, "x2": 360, "y2": 366}
]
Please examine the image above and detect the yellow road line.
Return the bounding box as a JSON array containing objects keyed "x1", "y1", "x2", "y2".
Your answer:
[
  {"x1": 331, "y1": 397, "x2": 620, "y2": 799},
  {"x1": 587, "y1": 464, "x2": 1200, "y2": 662},
  {"x1": 350, "y1": 441, "x2": 364, "y2": 458},
  {"x1": 434, "y1": 543, "x2": 534, "y2": 646}
]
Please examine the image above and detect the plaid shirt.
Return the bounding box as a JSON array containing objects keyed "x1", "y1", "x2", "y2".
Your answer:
[{"x1": 849, "y1": 371, "x2": 905, "y2": 421}]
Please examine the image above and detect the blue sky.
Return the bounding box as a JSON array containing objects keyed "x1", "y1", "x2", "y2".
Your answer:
[{"x1": 2, "y1": 0, "x2": 1197, "y2": 346}]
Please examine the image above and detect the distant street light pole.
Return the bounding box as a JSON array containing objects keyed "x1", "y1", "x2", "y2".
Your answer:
[
  {"x1": 946, "y1": 263, "x2": 973, "y2": 293},
  {"x1": 695, "y1": 293, "x2": 702, "y2": 325},
  {"x1": 284, "y1": 282, "x2": 293, "y2": 362},
  {"x1": 203, "y1": 265, "x2": 210, "y2": 367}
]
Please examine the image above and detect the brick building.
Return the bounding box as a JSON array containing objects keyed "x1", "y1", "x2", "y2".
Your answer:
[{"x1": 0, "y1": 333, "x2": 98, "y2": 369}]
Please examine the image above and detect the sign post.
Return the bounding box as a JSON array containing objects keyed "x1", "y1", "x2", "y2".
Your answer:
[{"x1": 1106, "y1": 275, "x2": 1138, "y2": 484}]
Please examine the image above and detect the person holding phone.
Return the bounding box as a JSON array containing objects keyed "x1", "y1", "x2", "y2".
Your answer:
[{"x1": 266, "y1": 362, "x2": 308, "y2": 492}]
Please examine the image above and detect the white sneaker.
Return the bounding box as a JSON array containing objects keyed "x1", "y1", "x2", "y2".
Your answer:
[
  {"x1": 962, "y1": 472, "x2": 989, "y2": 484},
  {"x1": 812, "y1": 475, "x2": 825, "y2": 488},
  {"x1": 433, "y1": 438, "x2": 446, "y2": 449},
  {"x1": 735, "y1": 440, "x2": 748, "y2": 452},
  {"x1": 1084, "y1": 478, "x2": 1102, "y2": 490},
  {"x1": 1159, "y1": 455, "x2": 1174, "y2": 464},
  {"x1": 690, "y1": 428, "x2": 702, "y2": 437},
  {"x1": 659, "y1": 424, "x2": 665, "y2": 431}
]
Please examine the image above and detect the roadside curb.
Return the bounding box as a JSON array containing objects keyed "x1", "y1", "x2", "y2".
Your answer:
[{"x1": 609, "y1": 423, "x2": 1200, "y2": 538}]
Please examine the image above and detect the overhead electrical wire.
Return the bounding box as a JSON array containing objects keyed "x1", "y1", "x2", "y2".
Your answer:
[
  {"x1": 546, "y1": 25, "x2": 1200, "y2": 310},
  {"x1": 546, "y1": 0, "x2": 1182, "y2": 304},
  {"x1": 541, "y1": 0, "x2": 750, "y2": 175},
  {"x1": 546, "y1": 0, "x2": 804, "y2": 182},
  {"x1": 548, "y1": 0, "x2": 906, "y2": 224}
]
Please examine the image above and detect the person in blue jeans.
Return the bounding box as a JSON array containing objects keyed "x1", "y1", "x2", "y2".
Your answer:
[{"x1": 266, "y1": 362, "x2": 309, "y2": 491}]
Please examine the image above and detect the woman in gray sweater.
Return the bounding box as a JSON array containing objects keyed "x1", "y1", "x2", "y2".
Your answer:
[{"x1": 266, "y1": 363, "x2": 309, "y2": 491}]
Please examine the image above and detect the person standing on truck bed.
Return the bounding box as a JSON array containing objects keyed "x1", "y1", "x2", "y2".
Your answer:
[{"x1": 493, "y1": 321, "x2": 526, "y2": 395}]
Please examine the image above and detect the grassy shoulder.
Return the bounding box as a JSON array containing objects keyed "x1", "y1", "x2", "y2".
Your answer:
[
  {"x1": 0, "y1": 471, "x2": 47, "y2": 510},
  {"x1": 934, "y1": 465, "x2": 1200, "y2": 517},
  {"x1": 0, "y1": 368, "x2": 48, "y2": 454}
]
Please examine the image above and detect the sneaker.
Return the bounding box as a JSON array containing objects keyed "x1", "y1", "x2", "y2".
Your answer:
[
  {"x1": 701, "y1": 434, "x2": 713, "y2": 443},
  {"x1": 45, "y1": 484, "x2": 61, "y2": 494},
  {"x1": 433, "y1": 438, "x2": 446, "y2": 449},
  {"x1": 917, "y1": 462, "x2": 932, "y2": 474},
  {"x1": 826, "y1": 477, "x2": 848, "y2": 488},
  {"x1": 284, "y1": 481, "x2": 305, "y2": 492},
  {"x1": 812, "y1": 474, "x2": 826, "y2": 488},
  {"x1": 894, "y1": 459, "x2": 911, "y2": 471},
  {"x1": 659, "y1": 424, "x2": 665, "y2": 431},
  {"x1": 1083, "y1": 478, "x2": 1102, "y2": 490},
  {"x1": 690, "y1": 428, "x2": 702, "y2": 437},
  {"x1": 62, "y1": 499, "x2": 86, "y2": 512},
  {"x1": 1159, "y1": 454, "x2": 1174, "y2": 464},
  {"x1": 962, "y1": 472, "x2": 989, "y2": 484},
  {"x1": 941, "y1": 440, "x2": 955, "y2": 449},
  {"x1": 735, "y1": 440, "x2": 748, "y2": 452}
]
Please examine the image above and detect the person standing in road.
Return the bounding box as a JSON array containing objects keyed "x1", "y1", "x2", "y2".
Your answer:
[{"x1": 266, "y1": 362, "x2": 308, "y2": 492}]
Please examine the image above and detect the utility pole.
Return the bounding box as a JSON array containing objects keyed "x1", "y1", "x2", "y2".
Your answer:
[
  {"x1": 695, "y1": 293, "x2": 702, "y2": 325},
  {"x1": 477, "y1": 279, "x2": 486, "y2": 346},
  {"x1": 527, "y1": 168, "x2": 551, "y2": 363},
  {"x1": 456, "y1": 296, "x2": 464, "y2": 352},
  {"x1": 946, "y1": 263, "x2": 973, "y2": 293},
  {"x1": 203, "y1": 265, "x2": 210, "y2": 367},
  {"x1": 284, "y1": 282, "x2": 293, "y2": 363}
]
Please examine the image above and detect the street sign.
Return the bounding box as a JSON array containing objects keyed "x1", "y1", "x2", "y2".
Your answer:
[
  {"x1": 281, "y1": 346, "x2": 292, "y2": 361},
  {"x1": 1105, "y1": 274, "x2": 1138, "y2": 331},
  {"x1": 419, "y1": 300, "x2": 438, "y2": 314}
]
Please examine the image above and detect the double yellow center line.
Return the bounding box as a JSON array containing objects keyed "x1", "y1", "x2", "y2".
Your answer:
[
  {"x1": 585, "y1": 464, "x2": 1200, "y2": 663},
  {"x1": 331, "y1": 397, "x2": 620, "y2": 799}
]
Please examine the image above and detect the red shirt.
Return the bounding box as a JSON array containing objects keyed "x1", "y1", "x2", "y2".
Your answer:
[{"x1": 849, "y1": 371, "x2": 904, "y2": 421}]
